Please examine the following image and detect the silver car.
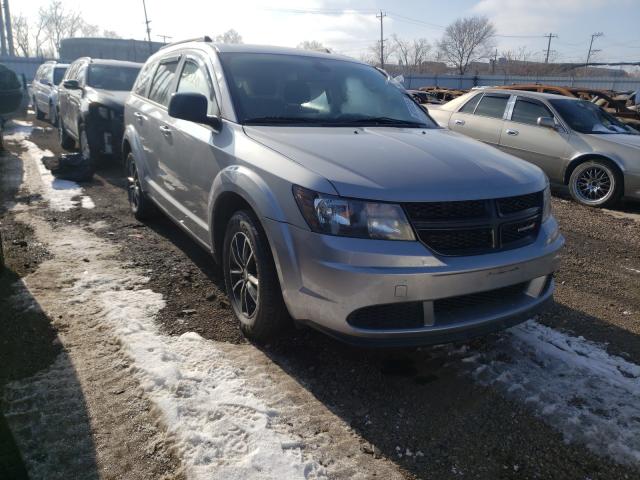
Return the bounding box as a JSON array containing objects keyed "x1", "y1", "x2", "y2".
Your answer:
[
  {"x1": 429, "y1": 89, "x2": 640, "y2": 207},
  {"x1": 123, "y1": 40, "x2": 563, "y2": 346},
  {"x1": 31, "y1": 61, "x2": 69, "y2": 126}
]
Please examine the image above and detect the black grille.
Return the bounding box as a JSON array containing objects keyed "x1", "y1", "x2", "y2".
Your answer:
[
  {"x1": 405, "y1": 191, "x2": 543, "y2": 256},
  {"x1": 404, "y1": 200, "x2": 487, "y2": 221},
  {"x1": 347, "y1": 302, "x2": 423, "y2": 329},
  {"x1": 497, "y1": 192, "x2": 542, "y2": 216},
  {"x1": 418, "y1": 228, "x2": 493, "y2": 256},
  {"x1": 434, "y1": 282, "x2": 528, "y2": 320}
]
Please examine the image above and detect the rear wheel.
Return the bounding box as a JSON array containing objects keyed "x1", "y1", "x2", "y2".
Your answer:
[
  {"x1": 223, "y1": 210, "x2": 289, "y2": 342},
  {"x1": 58, "y1": 119, "x2": 75, "y2": 150},
  {"x1": 126, "y1": 153, "x2": 155, "y2": 220},
  {"x1": 34, "y1": 98, "x2": 45, "y2": 120},
  {"x1": 569, "y1": 160, "x2": 622, "y2": 208}
]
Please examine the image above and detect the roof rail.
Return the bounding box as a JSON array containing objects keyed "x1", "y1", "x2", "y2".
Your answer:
[{"x1": 160, "y1": 36, "x2": 213, "y2": 50}]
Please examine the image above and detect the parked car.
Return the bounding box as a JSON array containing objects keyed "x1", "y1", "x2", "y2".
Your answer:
[
  {"x1": 31, "y1": 61, "x2": 69, "y2": 125},
  {"x1": 58, "y1": 57, "x2": 142, "y2": 163},
  {"x1": 428, "y1": 89, "x2": 640, "y2": 207},
  {"x1": 407, "y1": 89, "x2": 443, "y2": 105},
  {"x1": 0, "y1": 63, "x2": 27, "y2": 149},
  {"x1": 123, "y1": 39, "x2": 563, "y2": 346}
]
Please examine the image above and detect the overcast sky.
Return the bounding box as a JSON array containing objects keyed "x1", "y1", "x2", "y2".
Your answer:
[{"x1": 14, "y1": 0, "x2": 640, "y2": 63}]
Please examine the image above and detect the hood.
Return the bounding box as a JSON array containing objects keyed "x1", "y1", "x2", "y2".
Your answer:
[
  {"x1": 244, "y1": 126, "x2": 546, "y2": 202},
  {"x1": 585, "y1": 133, "x2": 640, "y2": 150},
  {"x1": 86, "y1": 88, "x2": 129, "y2": 112}
]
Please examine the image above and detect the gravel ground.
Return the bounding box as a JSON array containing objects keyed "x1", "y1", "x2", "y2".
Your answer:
[{"x1": 1, "y1": 115, "x2": 639, "y2": 479}]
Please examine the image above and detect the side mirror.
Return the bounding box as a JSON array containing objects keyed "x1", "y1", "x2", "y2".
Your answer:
[
  {"x1": 168, "y1": 93, "x2": 221, "y2": 131},
  {"x1": 537, "y1": 116, "x2": 556, "y2": 129},
  {"x1": 63, "y1": 79, "x2": 81, "y2": 90}
]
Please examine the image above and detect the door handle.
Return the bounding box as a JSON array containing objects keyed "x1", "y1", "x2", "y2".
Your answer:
[
  {"x1": 133, "y1": 112, "x2": 144, "y2": 120},
  {"x1": 159, "y1": 125, "x2": 172, "y2": 135},
  {"x1": 454, "y1": 119, "x2": 465, "y2": 126},
  {"x1": 506, "y1": 129, "x2": 519, "y2": 136}
]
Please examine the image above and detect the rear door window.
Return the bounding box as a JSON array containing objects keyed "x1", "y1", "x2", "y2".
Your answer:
[
  {"x1": 148, "y1": 59, "x2": 180, "y2": 107},
  {"x1": 474, "y1": 94, "x2": 510, "y2": 119},
  {"x1": 511, "y1": 98, "x2": 553, "y2": 125}
]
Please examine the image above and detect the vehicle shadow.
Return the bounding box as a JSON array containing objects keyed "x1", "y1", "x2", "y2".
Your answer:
[
  {"x1": 254, "y1": 300, "x2": 640, "y2": 479},
  {"x1": 0, "y1": 266, "x2": 100, "y2": 480}
]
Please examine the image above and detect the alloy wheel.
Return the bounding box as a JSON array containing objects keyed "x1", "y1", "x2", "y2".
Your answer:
[
  {"x1": 127, "y1": 160, "x2": 141, "y2": 210},
  {"x1": 574, "y1": 165, "x2": 613, "y2": 204},
  {"x1": 228, "y1": 232, "x2": 259, "y2": 318}
]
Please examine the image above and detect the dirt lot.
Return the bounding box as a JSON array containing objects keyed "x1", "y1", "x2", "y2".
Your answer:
[{"x1": 1, "y1": 115, "x2": 639, "y2": 480}]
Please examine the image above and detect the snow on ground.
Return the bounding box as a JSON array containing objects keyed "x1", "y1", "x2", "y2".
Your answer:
[
  {"x1": 4, "y1": 121, "x2": 95, "y2": 211},
  {"x1": 67, "y1": 265, "x2": 326, "y2": 480},
  {"x1": 453, "y1": 320, "x2": 640, "y2": 466}
]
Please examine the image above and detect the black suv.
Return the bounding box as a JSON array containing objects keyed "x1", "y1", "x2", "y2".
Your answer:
[{"x1": 57, "y1": 57, "x2": 141, "y2": 162}]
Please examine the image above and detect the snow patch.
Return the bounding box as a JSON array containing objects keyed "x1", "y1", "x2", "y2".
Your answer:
[
  {"x1": 4, "y1": 123, "x2": 94, "y2": 211},
  {"x1": 458, "y1": 320, "x2": 640, "y2": 466},
  {"x1": 65, "y1": 265, "x2": 325, "y2": 479}
]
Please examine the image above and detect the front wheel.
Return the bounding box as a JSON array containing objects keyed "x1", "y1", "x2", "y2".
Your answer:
[
  {"x1": 126, "y1": 153, "x2": 155, "y2": 220},
  {"x1": 223, "y1": 210, "x2": 290, "y2": 342},
  {"x1": 58, "y1": 119, "x2": 75, "y2": 150},
  {"x1": 569, "y1": 160, "x2": 622, "y2": 208}
]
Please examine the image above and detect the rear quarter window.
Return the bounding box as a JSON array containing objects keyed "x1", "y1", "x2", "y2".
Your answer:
[{"x1": 474, "y1": 95, "x2": 509, "y2": 119}]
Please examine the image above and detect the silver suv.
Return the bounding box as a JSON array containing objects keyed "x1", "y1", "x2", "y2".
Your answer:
[{"x1": 123, "y1": 39, "x2": 564, "y2": 346}]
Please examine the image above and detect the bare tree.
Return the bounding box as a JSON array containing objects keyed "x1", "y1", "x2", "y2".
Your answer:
[
  {"x1": 215, "y1": 29, "x2": 243, "y2": 44},
  {"x1": 367, "y1": 40, "x2": 396, "y2": 68},
  {"x1": 102, "y1": 29, "x2": 121, "y2": 39},
  {"x1": 439, "y1": 16, "x2": 495, "y2": 74},
  {"x1": 393, "y1": 35, "x2": 432, "y2": 72},
  {"x1": 297, "y1": 40, "x2": 326, "y2": 51},
  {"x1": 13, "y1": 14, "x2": 31, "y2": 56}
]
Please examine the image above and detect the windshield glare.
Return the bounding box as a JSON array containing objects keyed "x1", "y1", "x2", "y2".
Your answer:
[
  {"x1": 88, "y1": 65, "x2": 141, "y2": 91},
  {"x1": 219, "y1": 52, "x2": 435, "y2": 127},
  {"x1": 550, "y1": 98, "x2": 638, "y2": 135}
]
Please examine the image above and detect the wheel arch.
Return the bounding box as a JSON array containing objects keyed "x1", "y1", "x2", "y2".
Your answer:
[{"x1": 563, "y1": 154, "x2": 625, "y2": 194}]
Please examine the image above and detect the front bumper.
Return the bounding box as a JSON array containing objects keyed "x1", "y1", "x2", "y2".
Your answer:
[
  {"x1": 264, "y1": 216, "x2": 564, "y2": 346},
  {"x1": 86, "y1": 111, "x2": 124, "y2": 160}
]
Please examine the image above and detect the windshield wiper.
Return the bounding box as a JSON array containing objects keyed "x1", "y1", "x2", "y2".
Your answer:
[
  {"x1": 243, "y1": 116, "x2": 328, "y2": 125},
  {"x1": 336, "y1": 116, "x2": 427, "y2": 127}
]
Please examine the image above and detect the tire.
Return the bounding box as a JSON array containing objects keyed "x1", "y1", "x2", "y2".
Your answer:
[
  {"x1": 569, "y1": 160, "x2": 622, "y2": 208},
  {"x1": 49, "y1": 103, "x2": 58, "y2": 127},
  {"x1": 223, "y1": 210, "x2": 290, "y2": 342},
  {"x1": 79, "y1": 124, "x2": 100, "y2": 164},
  {"x1": 126, "y1": 153, "x2": 155, "y2": 220},
  {"x1": 34, "y1": 98, "x2": 45, "y2": 120},
  {"x1": 58, "y1": 118, "x2": 75, "y2": 150}
]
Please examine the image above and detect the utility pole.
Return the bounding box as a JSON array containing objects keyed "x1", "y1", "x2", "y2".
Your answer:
[
  {"x1": 585, "y1": 32, "x2": 603, "y2": 73},
  {"x1": 157, "y1": 34, "x2": 172, "y2": 44},
  {"x1": 0, "y1": 2, "x2": 7, "y2": 57},
  {"x1": 376, "y1": 10, "x2": 386, "y2": 69},
  {"x1": 3, "y1": 0, "x2": 14, "y2": 57},
  {"x1": 142, "y1": 0, "x2": 152, "y2": 54},
  {"x1": 544, "y1": 33, "x2": 558, "y2": 63},
  {"x1": 491, "y1": 48, "x2": 498, "y2": 74}
]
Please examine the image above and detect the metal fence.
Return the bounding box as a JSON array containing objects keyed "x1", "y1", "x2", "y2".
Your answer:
[
  {"x1": 403, "y1": 74, "x2": 640, "y2": 92},
  {"x1": 0, "y1": 56, "x2": 52, "y2": 83}
]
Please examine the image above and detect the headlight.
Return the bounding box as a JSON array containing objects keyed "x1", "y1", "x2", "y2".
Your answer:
[
  {"x1": 542, "y1": 183, "x2": 552, "y2": 222},
  {"x1": 97, "y1": 106, "x2": 111, "y2": 119},
  {"x1": 293, "y1": 185, "x2": 415, "y2": 241}
]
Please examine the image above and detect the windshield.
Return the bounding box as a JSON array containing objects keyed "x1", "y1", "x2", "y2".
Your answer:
[
  {"x1": 87, "y1": 65, "x2": 141, "y2": 91},
  {"x1": 549, "y1": 98, "x2": 638, "y2": 135},
  {"x1": 53, "y1": 66, "x2": 67, "y2": 85},
  {"x1": 219, "y1": 52, "x2": 435, "y2": 127}
]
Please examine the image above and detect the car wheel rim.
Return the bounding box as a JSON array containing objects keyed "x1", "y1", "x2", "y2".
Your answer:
[
  {"x1": 228, "y1": 232, "x2": 259, "y2": 319},
  {"x1": 127, "y1": 161, "x2": 141, "y2": 210},
  {"x1": 80, "y1": 130, "x2": 90, "y2": 159},
  {"x1": 575, "y1": 165, "x2": 613, "y2": 204}
]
